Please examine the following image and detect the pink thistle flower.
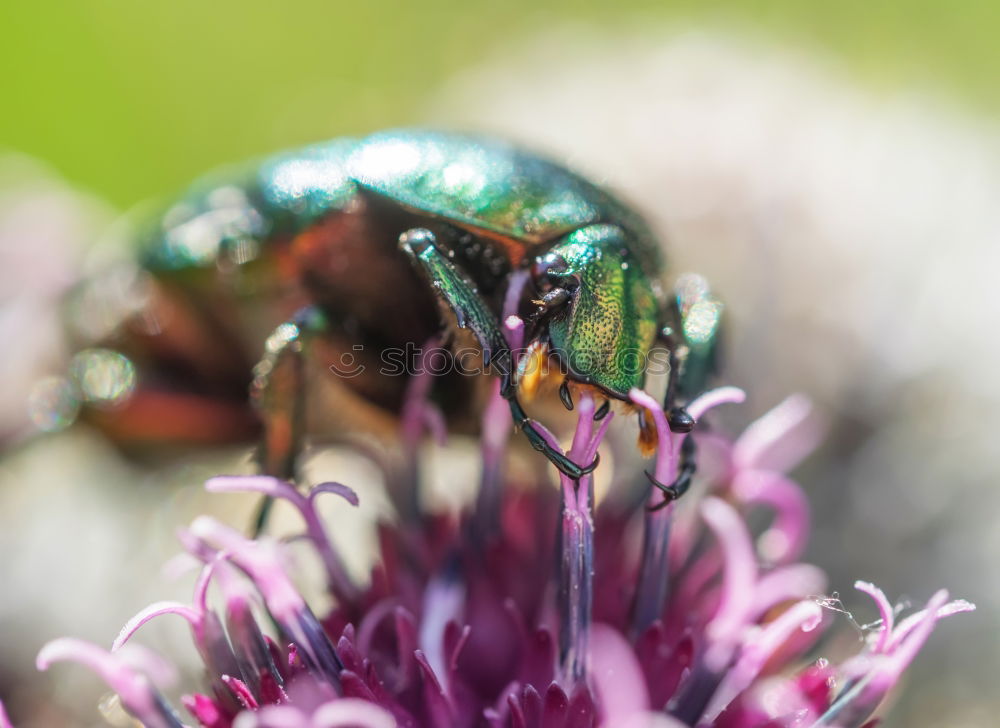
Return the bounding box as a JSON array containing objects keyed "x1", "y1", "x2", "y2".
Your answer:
[{"x1": 12, "y1": 342, "x2": 972, "y2": 727}]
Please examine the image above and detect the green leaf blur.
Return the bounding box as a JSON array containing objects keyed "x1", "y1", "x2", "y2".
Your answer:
[{"x1": 2, "y1": 0, "x2": 996, "y2": 206}]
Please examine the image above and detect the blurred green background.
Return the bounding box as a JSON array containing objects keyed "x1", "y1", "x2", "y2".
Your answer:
[{"x1": 2, "y1": 0, "x2": 998, "y2": 207}]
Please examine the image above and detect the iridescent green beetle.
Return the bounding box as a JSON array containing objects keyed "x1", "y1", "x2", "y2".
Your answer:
[{"x1": 72, "y1": 129, "x2": 721, "y2": 504}]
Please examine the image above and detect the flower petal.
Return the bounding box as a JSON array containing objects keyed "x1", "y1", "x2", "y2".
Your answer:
[
  {"x1": 112, "y1": 601, "x2": 203, "y2": 651},
  {"x1": 701, "y1": 497, "x2": 758, "y2": 671},
  {"x1": 311, "y1": 698, "x2": 397, "y2": 728},
  {"x1": 37, "y1": 638, "x2": 184, "y2": 728},
  {"x1": 589, "y1": 623, "x2": 650, "y2": 724}
]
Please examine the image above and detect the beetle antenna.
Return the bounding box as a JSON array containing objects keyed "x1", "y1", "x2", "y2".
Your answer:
[{"x1": 530, "y1": 287, "x2": 572, "y2": 323}]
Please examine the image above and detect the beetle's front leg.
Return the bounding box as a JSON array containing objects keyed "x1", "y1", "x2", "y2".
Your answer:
[
  {"x1": 646, "y1": 434, "x2": 696, "y2": 511},
  {"x1": 659, "y1": 274, "x2": 724, "y2": 424},
  {"x1": 250, "y1": 306, "x2": 329, "y2": 534},
  {"x1": 649, "y1": 275, "x2": 724, "y2": 504},
  {"x1": 645, "y1": 326, "x2": 698, "y2": 506},
  {"x1": 399, "y1": 227, "x2": 599, "y2": 481},
  {"x1": 657, "y1": 324, "x2": 696, "y2": 434},
  {"x1": 501, "y1": 372, "x2": 599, "y2": 481}
]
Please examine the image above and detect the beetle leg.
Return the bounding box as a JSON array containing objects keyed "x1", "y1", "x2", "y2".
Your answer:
[
  {"x1": 658, "y1": 325, "x2": 696, "y2": 434},
  {"x1": 645, "y1": 434, "x2": 697, "y2": 510},
  {"x1": 399, "y1": 228, "x2": 509, "y2": 365},
  {"x1": 505, "y1": 382, "x2": 599, "y2": 480},
  {"x1": 250, "y1": 306, "x2": 329, "y2": 535},
  {"x1": 658, "y1": 275, "x2": 724, "y2": 434},
  {"x1": 670, "y1": 274, "x2": 725, "y2": 402},
  {"x1": 399, "y1": 227, "x2": 601, "y2": 481}
]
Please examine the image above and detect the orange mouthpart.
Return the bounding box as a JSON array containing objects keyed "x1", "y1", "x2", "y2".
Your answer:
[
  {"x1": 518, "y1": 341, "x2": 559, "y2": 402},
  {"x1": 637, "y1": 407, "x2": 659, "y2": 457}
]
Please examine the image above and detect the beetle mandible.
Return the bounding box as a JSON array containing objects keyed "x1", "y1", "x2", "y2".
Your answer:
[{"x1": 63, "y1": 130, "x2": 722, "y2": 511}]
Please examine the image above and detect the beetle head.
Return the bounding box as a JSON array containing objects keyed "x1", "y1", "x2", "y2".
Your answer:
[{"x1": 525, "y1": 225, "x2": 659, "y2": 403}]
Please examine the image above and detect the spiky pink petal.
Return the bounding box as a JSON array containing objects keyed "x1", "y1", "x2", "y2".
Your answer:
[
  {"x1": 113, "y1": 601, "x2": 203, "y2": 651},
  {"x1": 702, "y1": 497, "x2": 758, "y2": 672},
  {"x1": 0, "y1": 700, "x2": 13, "y2": 728},
  {"x1": 703, "y1": 600, "x2": 823, "y2": 722},
  {"x1": 732, "y1": 394, "x2": 820, "y2": 473},
  {"x1": 37, "y1": 639, "x2": 184, "y2": 728}
]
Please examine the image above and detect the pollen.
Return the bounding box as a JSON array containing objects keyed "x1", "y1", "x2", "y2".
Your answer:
[
  {"x1": 518, "y1": 341, "x2": 550, "y2": 401},
  {"x1": 637, "y1": 407, "x2": 659, "y2": 457}
]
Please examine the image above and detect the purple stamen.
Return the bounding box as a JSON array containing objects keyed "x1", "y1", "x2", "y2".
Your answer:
[
  {"x1": 113, "y1": 558, "x2": 244, "y2": 707},
  {"x1": 30, "y1": 366, "x2": 972, "y2": 728},
  {"x1": 854, "y1": 580, "x2": 896, "y2": 654},
  {"x1": 731, "y1": 470, "x2": 811, "y2": 564},
  {"x1": 732, "y1": 394, "x2": 820, "y2": 474},
  {"x1": 701, "y1": 497, "x2": 758, "y2": 673},
  {"x1": 311, "y1": 697, "x2": 398, "y2": 727},
  {"x1": 750, "y1": 564, "x2": 828, "y2": 622},
  {"x1": 558, "y1": 503, "x2": 593, "y2": 687},
  {"x1": 180, "y1": 694, "x2": 223, "y2": 727},
  {"x1": 113, "y1": 601, "x2": 203, "y2": 651},
  {"x1": 177, "y1": 526, "x2": 219, "y2": 564},
  {"x1": 629, "y1": 387, "x2": 745, "y2": 636},
  {"x1": 37, "y1": 639, "x2": 185, "y2": 728},
  {"x1": 701, "y1": 600, "x2": 823, "y2": 722},
  {"x1": 422, "y1": 405, "x2": 448, "y2": 448},
  {"x1": 400, "y1": 337, "x2": 445, "y2": 455},
  {"x1": 415, "y1": 649, "x2": 457, "y2": 725},
  {"x1": 628, "y1": 388, "x2": 679, "y2": 637},
  {"x1": 476, "y1": 377, "x2": 511, "y2": 532},
  {"x1": 568, "y1": 390, "x2": 596, "y2": 463},
  {"x1": 629, "y1": 388, "x2": 676, "y2": 488},
  {"x1": 502, "y1": 269, "x2": 530, "y2": 329},
  {"x1": 534, "y1": 395, "x2": 602, "y2": 687},
  {"x1": 397, "y1": 336, "x2": 448, "y2": 518},
  {"x1": 504, "y1": 314, "x2": 525, "y2": 352},
  {"x1": 822, "y1": 589, "x2": 974, "y2": 726},
  {"x1": 476, "y1": 273, "x2": 527, "y2": 534},
  {"x1": 671, "y1": 495, "x2": 774, "y2": 726},
  {"x1": 477, "y1": 317, "x2": 522, "y2": 533},
  {"x1": 875, "y1": 590, "x2": 948, "y2": 686},
  {"x1": 883, "y1": 595, "x2": 975, "y2": 653},
  {"x1": 222, "y1": 568, "x2": 285, "y2": 699},
  {"x1": 685, "y1": 386, "x2": 746, "y2": 422},
  {"x1": 206, "y1": 476, "x2": 359, "y2": 604},
  {"x1": 189, "y1": 517, "x2": 343, "y2": 686},
  {"x1": 221, "y1": 674, "x2": 259, "y2": 710}
]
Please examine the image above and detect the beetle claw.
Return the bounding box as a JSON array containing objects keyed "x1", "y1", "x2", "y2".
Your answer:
[
  {"x1": 646, "y1": 497, "x2": 672, "y2": 513},
  {"x1": 549, "y1": 450, "x2": 600, "y2": 481},
  {"x1": 581, "y1": 452, "x2": 600, "y2": 476},
  {"x1": 668, "y1": 406, "x2": 695, "y2": 433},
  {"x1": 643, "y1": 435, "x2": 697, "y2": 508},
  {"x1": 559, "y1": 380, "x2": 574, "y2": 411},
  {"x1": 644, "y1": 469, "x2": 673, "y2": 495},
  {"x1": 643, "y1": 469, "x2": 681, "y2": 510}
]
